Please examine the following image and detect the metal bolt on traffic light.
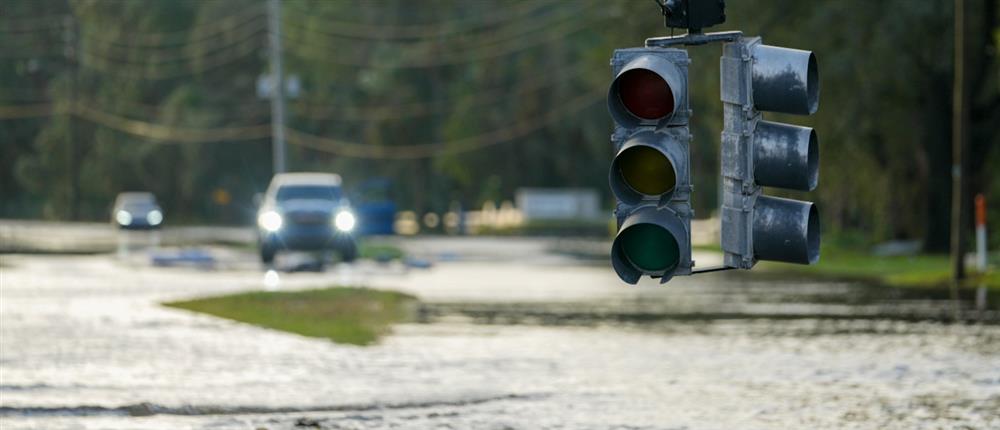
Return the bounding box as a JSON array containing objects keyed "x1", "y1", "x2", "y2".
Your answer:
[{"x1": 608, "y1": 0, "x2": 821, "y2": 284}]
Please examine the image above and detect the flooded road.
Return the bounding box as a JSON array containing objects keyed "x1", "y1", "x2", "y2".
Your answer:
[{"x1": 1, "y1": 243, "x2": 999, "y2": 429}]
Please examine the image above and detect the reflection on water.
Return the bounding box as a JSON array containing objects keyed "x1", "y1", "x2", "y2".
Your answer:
[
  {"x1": 1, "y1": 255, "x2": 998, "y2": 430},
  {"x1": 115, "y1": 229, "x2": 161, "y2": 260},
  {"x1": 263, "y1": 269, "x2": 280, "y2": 290}
]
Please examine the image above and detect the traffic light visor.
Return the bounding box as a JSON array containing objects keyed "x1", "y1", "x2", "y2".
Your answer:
[
  {"x1": 752, "y1": 196, "x2": 820, "y2": 265},
  {"x1": 751, "y1": 44, "x2": 819, "y2": 115},
  {"x1": 608, "y1": 54, "x2": 685, "y2": 128}
]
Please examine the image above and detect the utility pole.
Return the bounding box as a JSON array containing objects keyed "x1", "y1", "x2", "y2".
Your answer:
[
  {"x1": 951, "y1": 0, "x2": 969, "y2": 289},
  {"x1": 268, "y1": 0, "x2": 287, "y2": 175},
  {"x1": 63, "y1": 15, "x2": 79, "y2": 220}
]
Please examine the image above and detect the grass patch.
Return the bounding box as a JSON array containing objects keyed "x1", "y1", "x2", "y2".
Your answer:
[
  {"x1": 475, "y1": 219, "x2": 613, "y2": 237},
  {"x1": 698, "y1": 230, "x2": 1000, "y2": 290},
  {"x1": 759, "y1": 246, "x2": 1000, "y2": 290},
  {"x1": 359, "y1": 241, "x2": 405, "y2": 261},
  {"x1": 164, "y1": 287, "x2": 418, "y2": 345},
  {"x1": 693, "y1": 244, "x2": 724, "y2": 253}
]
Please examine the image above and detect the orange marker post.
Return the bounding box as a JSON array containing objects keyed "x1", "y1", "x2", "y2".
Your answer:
[
  {"x1": 975, "y1": 194, "x2": 987, "y2": 270},
  {"x1": 974, "y1": 193, "x2": 987, "y2": 313}
]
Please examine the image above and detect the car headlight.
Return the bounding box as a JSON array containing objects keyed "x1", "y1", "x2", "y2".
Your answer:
[
  {"x1": 146, "y1": 210, "x2": 163, "y2": 226},
  {"x1": 258, "y1": 211, "x2": 283, "y2": 232},
  {"x1": 334, "y1": 210, "x2": 356, "y2": 232},
  {"x1": 116, "y1": 210, "x2": 133, "y2": 226}
]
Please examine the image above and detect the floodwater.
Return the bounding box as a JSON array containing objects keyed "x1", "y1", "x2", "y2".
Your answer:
[{"x1": 1, "y1": 244, "x2": 998, "y2": 429}]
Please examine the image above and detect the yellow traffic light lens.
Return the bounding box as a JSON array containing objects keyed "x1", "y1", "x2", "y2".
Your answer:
[
  {"x1": 619, "y1": 223, "x2": 679, "y2": 273},
  {"x1": 617, "y1": 69, "x2": 675, "y2": 120},
  {"x1": 616, "y1": 145, "x2": 676, "y2": 197}
]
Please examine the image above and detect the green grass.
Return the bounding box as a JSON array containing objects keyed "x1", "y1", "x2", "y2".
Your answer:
[
  {"x1": 359, "y1": 242, "x2": 405, "y2": 261},
  {"x1": 697, "y1": 230, "x2": 1000, "y2": 290},
  {"x1": 475, "y1": 219, "x2": 613, "y2": 237},
  {"x1": 759, "y1": 245, "x2": 1000, "y2": 290},
  {"x1": 164, "y1": 287, "x2": 418, "y2": 345}
]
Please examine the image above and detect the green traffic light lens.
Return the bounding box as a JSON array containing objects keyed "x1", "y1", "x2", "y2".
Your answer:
[
  {"x1": 616, "y1": 145, "x2": 676, "y2": 197},
  {"x1": 619, "y1": 222, "x2": 679, "y2": 273}
]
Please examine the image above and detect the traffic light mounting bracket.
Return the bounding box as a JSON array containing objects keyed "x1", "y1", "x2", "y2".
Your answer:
[
  {"x1": 653, "y1": 0, "x2": 727, "y2": 34},
  {"x1": 646, "y1": 30, "x2": 742, "y2": 48}
]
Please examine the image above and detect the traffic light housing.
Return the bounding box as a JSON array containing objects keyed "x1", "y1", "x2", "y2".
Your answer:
[
  {"x1": 608, "y1": 48, "x2": 693, "y2": 284},
  {"x1": 720, "y1": 37, "x2": 820, "y2": 269}
]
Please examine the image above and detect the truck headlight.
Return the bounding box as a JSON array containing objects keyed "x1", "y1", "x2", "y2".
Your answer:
[
  {"x1": 146, "y1": 210, "x2": 163, "y2": 226},
  {"x1": 334, "y1": 210, "x2": 356, "y2": 232},
  {"x1": 116, "y1": 210, "x2": 133, "y2": 226},
  {"x1": 258, "y1": 211, "x2": 283, "y2": 232}
]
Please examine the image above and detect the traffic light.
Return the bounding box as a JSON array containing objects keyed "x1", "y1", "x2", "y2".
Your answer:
[
  {"x1": 608, "y1": 48, "x2": 693, "y2": 284},
  {"x1": 719, "y1": 37, "x2": 820, "y2": 269}
]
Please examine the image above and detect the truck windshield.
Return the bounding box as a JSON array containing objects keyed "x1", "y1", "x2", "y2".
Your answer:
[{"x1": 276, "y1": 186, "x2": 342, "y2": 202}]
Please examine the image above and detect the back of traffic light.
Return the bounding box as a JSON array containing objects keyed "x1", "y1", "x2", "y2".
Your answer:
[
  {"x1": 719, "y1": 38, "x2": 820, "y2": 269},
  {"x1": 607, "y1": 1, "x2": 820, "y2": 284}
]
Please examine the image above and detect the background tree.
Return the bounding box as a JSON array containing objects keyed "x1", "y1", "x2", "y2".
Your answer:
[{"x1": 1, "y1": 0, "x2": 997, "y2": 251}]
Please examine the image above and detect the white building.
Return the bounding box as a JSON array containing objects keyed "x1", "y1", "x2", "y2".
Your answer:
[{"x1": 515, "y1": 188, "x2": 603, "y2": 221}]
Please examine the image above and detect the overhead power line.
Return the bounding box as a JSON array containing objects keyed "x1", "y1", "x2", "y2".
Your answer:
[
  {"x1": 0, "y1": 95, "x2": 271, "y2": 120},
  {"x1": 281, "y1": 0, "x2": 591, "y2": 50},
  {"x1": 0, "y1": 88, "x2": 56, "y2": 103},
  {"x1": 284, "y1": 12, "x2": 606, "y2": 69},
  {"x1": 0, "y1": 16, "x2": 67, "y2": 34},
  {"x1": 74, "y1": 103, "x2": 271, "y2": 143},
  {"x1": 77, "y1": 35, "x2": 262, "y2": 80},
  {"x1": 0, "y1": 49, "x2": 68, "y2": 59},
  {"x1": 0, "y1": 103, "x2": 56, "y2": 119},
  {"x1": 2, "y1": 17, "x2": 265, "y2": 74},
  {"x1": 98, "y1": 99, "x2": 270, "y2": 120},
  {"x1": 81, "y1": 14, "x2": 265, "y2": 54},
  {"x1": 285, "y1": 89, "x2": 604, "y2": 159},
  {"x1": 78, "y1": 6, "x2": 265, "y2": 47},
  {"x1": 0, "y1": 89, "x2": 603, "y2": 156},
  {"x1": 2, "y1": 9, "x2": 265, "y2": 62},
  {"x1": 0, "y1": 101, "x2": 271, "y2": 142},
  {"x1": 281, "y1": 0, "x2": 558, "y2": 40},
  {"x1": 291, "y1": 65, "x2": 589, "y2": 121},
  {"x1": 78, "y1": 20, "x2": 266, "y2": 65}
]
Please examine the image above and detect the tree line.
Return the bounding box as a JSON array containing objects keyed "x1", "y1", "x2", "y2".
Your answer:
[{"x1": 1, "y1": 0, "x2": 997, "y2": 251}]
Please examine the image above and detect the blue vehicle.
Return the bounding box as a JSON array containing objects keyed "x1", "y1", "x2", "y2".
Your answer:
[
  {"x1": 352, "y1": 177, "x2": 397, "y2": 236},
  {"x1": 256, "y1": 173, "x2": 358, "y2": 264}
]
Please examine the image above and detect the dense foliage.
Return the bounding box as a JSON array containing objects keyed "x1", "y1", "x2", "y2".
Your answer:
[{"x1": 1, "y1": 0, "x2": 997, "y2": 250}]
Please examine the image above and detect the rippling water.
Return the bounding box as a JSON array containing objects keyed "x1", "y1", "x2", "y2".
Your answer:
[{"x1": 1, "y1": 254, "x2": 998, "y2": 429}]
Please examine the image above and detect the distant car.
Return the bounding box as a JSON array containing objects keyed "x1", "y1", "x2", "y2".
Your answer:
[
  {"x1": 256, "y1": 172, "x2": 358, "y2": 264},
  {"x1": 112, "y1": 192, "x2": 163, "y2": 230}
]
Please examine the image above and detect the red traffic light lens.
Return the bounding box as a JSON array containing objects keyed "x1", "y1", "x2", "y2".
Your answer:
[{"x1": 617, "y1": 69, "x2": 675, "y2": 120}]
